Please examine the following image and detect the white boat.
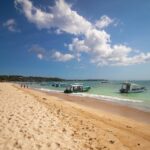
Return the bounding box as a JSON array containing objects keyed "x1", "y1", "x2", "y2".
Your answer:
[
  {"x1": 64, "y1": 84, "x2": 91, "y2": 93},
  {"x1": 120, "y1": 82, "x2": 145, "y2": 93}
]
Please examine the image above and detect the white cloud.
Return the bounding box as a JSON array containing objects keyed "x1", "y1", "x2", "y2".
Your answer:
[
  {"x1": 112, "y1": 44, "x2": 132, "y2": 57},
  {"x1": 29, "y1": 44, "x2": 46, "y2": 60},
  {"x1": 15, "y1": 0, "x2": 150, "y2": 66},
  {"x1": 15, "y1": 0, "x2": 54, "y2": 29},
  {"x1": 37, "y1": 53, "x2": 44, "y2": 60},
  {"x1": 29, "y1": 44, "x2": 74, "y2": 62},
  {"x1": 113, "y1": 53, "x2": 150, "y2": 66},
  {"x1": 68, "y1": 38, "x2": 90, "y2": 53},
  {"x1": 95, "y1": 15, "x2": 113, "y2": 29},
  {"x1": 55, "y1": 29, "x2": 63, "y2": 34},
  {"x1": 3, "y1": 19, "x2": 20, "y2": 32},
  {"x1": 14, "y1": 0, "x2": 91, "y2": 34},
  {"x1": 52, "y1": 51, "x2": 74, "y2": 62}
]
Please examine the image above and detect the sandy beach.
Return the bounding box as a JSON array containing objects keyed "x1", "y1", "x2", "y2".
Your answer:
[{"x1": 0, "y1": 83, "x2": 150, "y2": 150}]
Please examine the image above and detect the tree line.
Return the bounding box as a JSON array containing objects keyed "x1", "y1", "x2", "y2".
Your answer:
[{"x1": 0, "y1": 75, "x2": 64, "y2": 82}]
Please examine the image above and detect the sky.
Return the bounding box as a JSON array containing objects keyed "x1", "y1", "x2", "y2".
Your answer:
[{"x1": 0, "y1": 0, "x2": 150, "y2": 80}]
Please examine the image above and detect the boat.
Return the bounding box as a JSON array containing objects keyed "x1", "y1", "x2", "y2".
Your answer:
[
  {"x1": 64, "y1": 84, "x2": 91, "y2": 93},
  {"x1": 52, "y1": 82, "x2": 68, "y2": 88},
  {"x1": 120, "y1": 82, "x2": 145, "y2": 93},
  {"x1": 52, "y1": 82, "x2": 60, "y2": 87},
  {"x1": 100, "y1": 80, "x2": 109, "y2": 83}
]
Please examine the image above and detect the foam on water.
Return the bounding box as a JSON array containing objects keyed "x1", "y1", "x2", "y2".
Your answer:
[
  {"x1": 36, "y1": 87, "x2": 143, "y2": 103},
  {"x1": 35, "y1": 87, "x2": 63, "y2": 93},
  {"x1": 36, "y1": 87, "x2": 150, "y2": 112},
  {"x1": 71, "y1": 92, "x2": 143, "y2": 103}
]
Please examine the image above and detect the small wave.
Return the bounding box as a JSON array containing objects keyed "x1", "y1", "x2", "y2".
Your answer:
[
  {"x1": 34, "y1": 87, "x2": 143, "y2": 103},
  {"x1": 34, "y1": 87, "x2": 63, "y2": 93},
  {"x1": 71, "y1": 93, "x2": 143, "y2": 103}
]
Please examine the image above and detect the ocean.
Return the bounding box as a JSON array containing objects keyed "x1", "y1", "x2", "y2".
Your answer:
[{"x1": 27, "y1": 80, "x2": 150, "y2": 112}]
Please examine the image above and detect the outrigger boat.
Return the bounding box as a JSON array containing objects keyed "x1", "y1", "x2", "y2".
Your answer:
[
  {"x1": 52, "y1": 82, "x2": 61, "y2": 87},
  {"x1": 120, "y1": 82, "x2": 145, "y2": 93},
  {"x1": 52, "y1": 82, "x2": 67, "y2": 88},
  {"x1": 64, "y1": 83, "x2": 91, "y2": 93}
]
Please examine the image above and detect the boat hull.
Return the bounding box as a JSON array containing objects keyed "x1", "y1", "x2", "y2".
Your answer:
[
  {"x1": 120, "y1": 87, "x2": 145, "y2": 93},
  {"x1": 64, "y1": 86, "x2": 91, "y2": 93}
]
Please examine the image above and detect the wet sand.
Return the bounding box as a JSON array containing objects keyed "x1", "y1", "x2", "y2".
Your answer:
[
  {"x1": 43, "y1": 91, "x2": 150, "y2": 124},
  {"x1": 0, "y1": 82, "x2": 150, "y2": 150}
]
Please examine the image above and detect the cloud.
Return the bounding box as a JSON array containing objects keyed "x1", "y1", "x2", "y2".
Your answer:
[
  {"x1": 15, "y1": 0, "x2": 150, "y2": 66},
  {"x1": 52, "y1": 51, "x2": 74, "y2": 62},
  {"x1": 37, "y1": 53, "x2": 44, "y2": 60},
  {"x1": 14, "y1": 0, "x2": 91, "y2": 35},
  {"x1": 29, "y1": 44, "x2": 74, "y2": 62},
  {"x1": 3, "y1": 19, "x2": 20, "y2": 32},
  {"x1": 95, "y1": 15, "x2": 114, "y2": 29},
  {"x1": 68, "y1": 38, "x2": 90, "y2": 53},
  {"x1": 29, "y1": 44, "x2": 46, "y2": 60},
  {"x1": 55, "y1": 29, "x2": 63, "y2": 34},
  {"x1": 112, "y1": 53, "x2": 150, "y2": 66}
]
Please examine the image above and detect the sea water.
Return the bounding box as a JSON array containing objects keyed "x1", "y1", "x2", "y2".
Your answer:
[{"x1": 28, "y1": 80, "x2": 150, "y2": 112}]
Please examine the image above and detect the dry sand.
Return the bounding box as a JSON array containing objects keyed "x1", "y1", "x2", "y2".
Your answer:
[{"x1": 0, "y1": 83, "x2": 150, "y2": 150}]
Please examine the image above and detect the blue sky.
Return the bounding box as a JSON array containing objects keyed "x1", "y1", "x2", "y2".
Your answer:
[{"x1": 0, "y1": 0, "x2": 150, "y2": 80}]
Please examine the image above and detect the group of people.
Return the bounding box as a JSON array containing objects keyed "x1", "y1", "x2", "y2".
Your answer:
[{"x1": 20, "y1": 84, "x2": 28, "y2": 88}]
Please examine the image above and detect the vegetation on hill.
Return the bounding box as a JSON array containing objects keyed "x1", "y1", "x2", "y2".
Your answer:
[{"x1": 0, "y1": 75, "x2": 64, "y2": 82}]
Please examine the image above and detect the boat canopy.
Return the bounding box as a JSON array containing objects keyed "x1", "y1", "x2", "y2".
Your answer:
[{"x1": 64, "y1": 83, "x2": 91, "y2": 93}]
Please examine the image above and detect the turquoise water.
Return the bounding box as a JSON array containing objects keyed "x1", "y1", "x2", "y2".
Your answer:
[{"x1": 28, "y1": 81, "x2": 150, "y2": 112}]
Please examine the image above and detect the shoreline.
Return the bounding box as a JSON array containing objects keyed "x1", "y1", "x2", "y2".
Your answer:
[
  {"x1": 34, "y1": 86, "x2": 150, "y2": 112},
  {"x1": 27, "y1": 86, "x2": 150, "y2": 124}
]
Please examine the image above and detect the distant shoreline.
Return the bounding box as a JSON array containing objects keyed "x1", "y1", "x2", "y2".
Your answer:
[
  {"x1": 0, "y1": 75, "x2": 150, "y2": 82},
  {"x1": 0, "y1": 75, "x2": 110, "y2": 82}
]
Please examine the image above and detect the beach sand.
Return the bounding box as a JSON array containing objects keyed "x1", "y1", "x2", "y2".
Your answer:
[{"x1": 0, "y1": 83, "x2": 150, "y2": 150}]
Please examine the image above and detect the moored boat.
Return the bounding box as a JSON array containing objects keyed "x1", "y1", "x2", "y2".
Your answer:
[
  {"x1": 120, "y1": 82, "x2": 145, "y2": 93},
  {"x1": 52, "y1": 82, "x2": 67, "y2": 87},
  {"x1": 52, "y1": 82, "x2": 60, "y2": 87},
  {"x1": 64, "y1": 84, "x2": 91, "y2": 93}
]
